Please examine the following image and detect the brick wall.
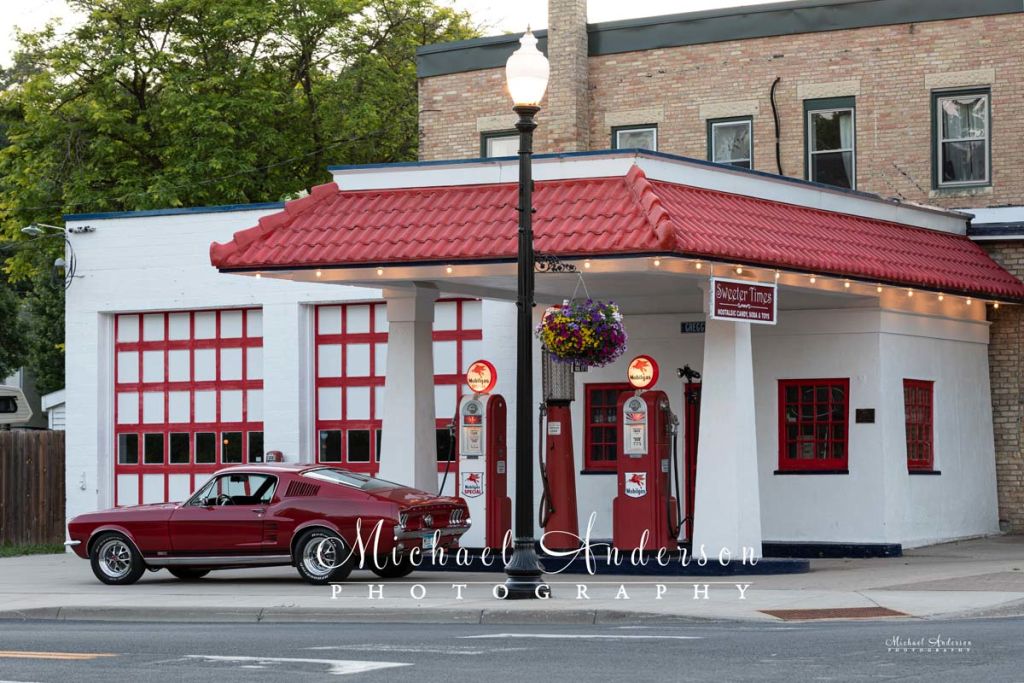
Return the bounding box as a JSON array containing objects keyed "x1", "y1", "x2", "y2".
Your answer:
[
  {"x1": 419, "y1": 13, "x2": 1024, "y2": 212},
  {"x1": 983, "y1": 242, "x2": 1024, "y2": 532}
]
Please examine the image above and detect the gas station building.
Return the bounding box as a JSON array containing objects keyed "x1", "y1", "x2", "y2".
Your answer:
[{"x1": 63, "y1": 149, "x2": 1024, "y2": 557}]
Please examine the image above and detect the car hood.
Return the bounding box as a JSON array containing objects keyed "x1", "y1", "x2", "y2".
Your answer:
[
  {"x1": 369, "y1": 486, "x2": 462, "y2": 508},
  {"x1": 70, "y1": 502, "x2": 180, "y2": 523}
]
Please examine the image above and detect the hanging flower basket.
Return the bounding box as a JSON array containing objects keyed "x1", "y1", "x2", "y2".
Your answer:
[{"x1": 536, "y1": 299, "x2": 628, "y2": 369}]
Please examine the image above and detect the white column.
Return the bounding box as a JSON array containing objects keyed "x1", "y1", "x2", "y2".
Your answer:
[
  {"x1": 692, "y1": 316, "x2": 763, "y2": 560},
  {"x1": 378, "y1": 285, "x2": 439, "y2": 491}
]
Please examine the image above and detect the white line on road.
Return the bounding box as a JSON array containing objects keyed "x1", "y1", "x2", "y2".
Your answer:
[
  {"x1": 185, "y1": 655, "x2": 410, "y2": 676},
  {"x1": 306, "y1": 644, "x2": 528, "y2": 655},
  {"x1": 461, "y1": 633, "x2": 703, "y2": 640}
]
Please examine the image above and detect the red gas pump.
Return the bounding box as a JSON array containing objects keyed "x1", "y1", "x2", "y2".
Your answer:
[
  {"x1": 678, "y1": 365, "x2": 702, "y2": 541},
  {"x1": 454, "y1": 361, "x2": 511, "y2": 550},
  {"x1": 612, "y1": 356, "x2": 682, "y2": 551},
  {"x1": 537, "y1": 354, "x2": 580, "y2": 551}
]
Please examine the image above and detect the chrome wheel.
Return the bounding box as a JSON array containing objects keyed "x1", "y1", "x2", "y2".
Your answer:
[
  {"x1": 97, "y1": 538, "x2": 133, "y2": 579},
  {"x1": 302, "y1": 536, "x2": 342, "y2": 579}
]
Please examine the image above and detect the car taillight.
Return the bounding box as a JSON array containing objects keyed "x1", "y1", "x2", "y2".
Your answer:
[
  {"x1": 450, "y1": 508, "x2": 465, "y2": 526},
  {"x1": 398, "y1": 512, "x2": 409, "y2": 529}
]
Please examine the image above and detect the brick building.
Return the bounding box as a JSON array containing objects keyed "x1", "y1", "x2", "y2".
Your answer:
[{"x1": 416, "y1": 0, "x2": 1024, "y2": 532}]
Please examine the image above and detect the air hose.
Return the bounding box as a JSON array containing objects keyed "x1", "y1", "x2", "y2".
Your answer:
[{"x1": 537, "y1": 403, "x2": 555, "y2": 528}]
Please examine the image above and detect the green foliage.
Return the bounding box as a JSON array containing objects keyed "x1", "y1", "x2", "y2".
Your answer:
[
  {"x1": 0, "y1": 266, "x2": 27, "y2": 380},
  {"x1": 0, "y1": 0, "x2": 478, "y2": 391},
  {"x1": 0, "y1": 543, "x2": 65, "y2": 557}
]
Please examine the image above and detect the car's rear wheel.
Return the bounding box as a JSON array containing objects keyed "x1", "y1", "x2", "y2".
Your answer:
[
  {"x1": 371, "y1": 555, "x2": 415, "y2": 579},
  {"x1": 294, "y1": 529, "x2": 355, "y2": 585},
  {"x1": 89, "y1": 533, "x2": 146, "y2": 586},
  {"x1": 167, "y1": 567, "x2": 210, "y2": 581}
]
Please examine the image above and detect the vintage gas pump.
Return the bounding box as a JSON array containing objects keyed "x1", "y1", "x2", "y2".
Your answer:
[
  {"x1": 537, "y1": 353, "x2": 580, "y2": 550},
  {"x1": 612, "y1": 355, "x2": 682, "y2": 551},
  {"x1": 454, "y1": 360, "x2": 511, "y2": 550},
  {"x1": 677, "y1": 365, "x2": 702, "y2": 541}
]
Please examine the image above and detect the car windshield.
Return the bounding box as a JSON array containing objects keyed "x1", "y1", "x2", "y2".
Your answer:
[{"x1": 302, "y1": 467, "x2": 402, "y2": 491}]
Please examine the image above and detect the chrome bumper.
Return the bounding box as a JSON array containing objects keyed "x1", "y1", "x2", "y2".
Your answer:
[
  {"x1": 395, "y1": 526, "x2": 469, "y2": 541},
  {"x1": 64, "y1": 539, "x2": 81, "y2": 547}
]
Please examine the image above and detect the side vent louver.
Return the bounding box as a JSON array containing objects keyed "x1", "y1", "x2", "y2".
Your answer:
[{"x1": 285, "y1": 480, "x2": 320, "y2": 497}]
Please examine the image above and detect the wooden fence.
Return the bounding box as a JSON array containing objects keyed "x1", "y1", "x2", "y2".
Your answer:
[{"x1": 0, "y1": 430, "x2": 65, "y2": 546}]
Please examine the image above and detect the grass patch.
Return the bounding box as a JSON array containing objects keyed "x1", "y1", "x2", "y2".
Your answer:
[{"x1": 0, "y1": 543, "x2": 65, "y2": 558}]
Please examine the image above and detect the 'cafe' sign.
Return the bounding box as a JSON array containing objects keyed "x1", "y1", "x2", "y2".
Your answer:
[{"x1": 710, "y1": 277, "x2": 778, "y2": 325}]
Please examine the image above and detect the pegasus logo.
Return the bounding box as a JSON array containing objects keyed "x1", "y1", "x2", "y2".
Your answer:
[
  {"x1": 628, "y1": 473, "x2": 645, "y2": 485},
  {"x1": 466, "y1": 472, "x2": 481, "y2": 484}
]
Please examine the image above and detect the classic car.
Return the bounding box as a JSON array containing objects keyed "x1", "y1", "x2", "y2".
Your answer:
[{"x1": 66, "y1": 464, "x2": 471, "y2": 586}]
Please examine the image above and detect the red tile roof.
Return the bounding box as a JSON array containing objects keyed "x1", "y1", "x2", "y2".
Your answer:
[{"x1": 210, "y1": 165, "x2": 1024, "y2": 301}]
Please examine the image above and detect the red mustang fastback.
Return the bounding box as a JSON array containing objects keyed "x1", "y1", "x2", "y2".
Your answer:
[{"x1": 66, "y1": 464, "x2": 470, "y2": 586}]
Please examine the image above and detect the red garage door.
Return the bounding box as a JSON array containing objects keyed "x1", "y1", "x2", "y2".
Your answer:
[
  {"x1": 113, "y1": 308, "x2": 263, "y2": 506},
  {"x1": 314, "y1": 299, "x2": 482, "y2": 474}
]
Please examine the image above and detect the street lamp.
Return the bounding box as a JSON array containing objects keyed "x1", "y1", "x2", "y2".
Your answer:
[{"x1": 503, "y1": 28, "x2": 550, "y2": 600}]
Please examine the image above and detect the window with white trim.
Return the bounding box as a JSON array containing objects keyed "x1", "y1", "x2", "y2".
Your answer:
[
  {"x1": 806, "y1": 97, "x2": 855, "y2": 189},
  {"x1": 612, "y1": 125, "x2": 657, "y2": 151},
  {"x1": 709, "y1": 117, "x2": 752, "y2": 168},
  {"x1": 934, "y1": 90, "x2": 990, "y2": 188},
  {"x1": 481, "y1": 131, "x2": 518, "y2": 158}
]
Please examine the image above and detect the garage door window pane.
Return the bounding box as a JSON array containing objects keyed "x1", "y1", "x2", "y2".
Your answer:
[
  {"x1": 169, "y1": 433, "x2": 190, "y2": 464},
  {"x1": 248, "y1": 431, "x2": 264, "y2": 463},
  {"x1": 319, "y1": 430, "x2": 342, "y2": 462},
  {"x1": 222, "y1": 432, "x2": 243, "y2": 463},
  {"x1": 196, "y1": 432, "x2": 217, "y2": 464},
  {"x1": 144, "y1": 433, "x2": 164, "y2": 464},
  {"x1": 347, "y1": 430, "x2": 371, "y2": 463},
  {"x1": 118, "y1": 433, "x2": 139, "y2": 464}
]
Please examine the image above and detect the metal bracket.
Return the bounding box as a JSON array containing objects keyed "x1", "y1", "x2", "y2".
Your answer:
[{"x1": 534, "y1": 253, "x2": 579, "y2": 273}]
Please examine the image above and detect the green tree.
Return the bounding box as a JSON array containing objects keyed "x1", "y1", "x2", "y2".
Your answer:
[{"x1": 0, "y1": 0, "x2": 478, "y2": 390}]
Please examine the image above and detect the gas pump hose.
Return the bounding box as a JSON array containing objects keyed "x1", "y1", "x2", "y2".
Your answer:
[
  {"x1": 438, "y1": 419, "x2": 456, "y2": 497},
  {"x1": 668, "y1": 418, "x2": 684, "y2": 541},
  {"x1": 537, "y1": 403, "x2": 555, "y2": 528}
]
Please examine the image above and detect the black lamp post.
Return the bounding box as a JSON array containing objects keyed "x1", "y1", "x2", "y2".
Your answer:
[{"x1": 503, "y1": 29, "x2": 550, "y2": 600}]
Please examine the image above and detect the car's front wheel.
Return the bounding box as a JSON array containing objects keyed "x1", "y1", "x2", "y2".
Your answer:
[
  {"x1": 294, "y1": 529, "x2": 355, "y2": 585},
  {"x1": 167, "y1": 567, "x2": 210, "y2": 581},
  {"x1": 371, "y1": 555, "x2": 415, "y2": 579},
  {"x1": 89, "y1": 533, "x2": 146, "y2": 586}
]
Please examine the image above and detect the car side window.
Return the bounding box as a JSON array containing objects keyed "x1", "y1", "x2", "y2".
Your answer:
[{"x1": 189, "y1": 473, "x2": 277, "y2": 506}]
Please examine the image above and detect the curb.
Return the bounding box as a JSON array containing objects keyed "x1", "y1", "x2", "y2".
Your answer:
[{"x1": 0, "y1": 605, "x2": 732, "y2": 625}]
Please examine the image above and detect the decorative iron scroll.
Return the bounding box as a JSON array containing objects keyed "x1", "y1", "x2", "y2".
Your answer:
[{"x1": 534, "y1": 253, "x2": 579, "y2": 273}]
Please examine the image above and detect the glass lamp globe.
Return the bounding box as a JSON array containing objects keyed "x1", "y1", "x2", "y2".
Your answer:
[{"x1": 505, "y1": 29, "x2": 549, "y2": 107}]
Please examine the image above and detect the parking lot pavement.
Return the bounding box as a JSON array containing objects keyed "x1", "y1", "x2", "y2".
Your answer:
[{"x1": 1, "y1": 536, "x2": 1023, "y2": 624}]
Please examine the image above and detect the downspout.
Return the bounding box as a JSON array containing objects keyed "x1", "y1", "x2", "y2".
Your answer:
[{"x1": 770, "y1": 77, "x2": 783, "y2": 176}]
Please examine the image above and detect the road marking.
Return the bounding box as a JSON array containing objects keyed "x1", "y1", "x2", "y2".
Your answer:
[
  {"x1": 462, "y1": 634, "x2": 702, "y2": 640},
  {"x1": 0, "y1": 651, "x2": 117, "y2": 661},
  {"x1": 306, "y1": 644, "x2": 528, "y2": 655},
  {"x1": 185, "y1": 655, "x2": 410, "y2": 676}
]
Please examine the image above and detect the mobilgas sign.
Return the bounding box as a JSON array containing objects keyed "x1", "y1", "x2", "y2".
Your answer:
[{"x1": 709, "y1": 277, "x2": 777, "y2": 325}]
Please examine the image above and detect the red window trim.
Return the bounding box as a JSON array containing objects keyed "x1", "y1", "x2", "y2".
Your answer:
[
  {"x1": 313, "y1": 299, "x2": 481, "y2": 475},
  {"x1": 903, "y1": 379, "x2": 935, "y2": 472},
  {"x1": 583, "y1": 382, "x2": 633, "y2": 472},
  {"x1": 113, "y1": 308, "x2": 264, "y2": 506},
  {"x1": 777, "y1": 378, "x2": 850, "y2": 472}
]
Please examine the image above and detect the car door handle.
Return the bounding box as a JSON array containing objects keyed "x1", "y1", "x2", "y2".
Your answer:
[{"x1": 252, "y1": 508, "x2": 266, "y2": 515}]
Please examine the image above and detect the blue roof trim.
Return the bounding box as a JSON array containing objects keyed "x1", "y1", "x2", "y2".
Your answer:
[
  {"x1": 329, "y1": 148, "x2": 967, "y2": 220},
  {"x1": 64, "y1": 201, "x2": 286, "y2": 222}
]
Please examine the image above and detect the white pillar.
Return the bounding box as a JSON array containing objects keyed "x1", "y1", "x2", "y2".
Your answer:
[
  {"x1": 378, "y1": 285, "x2": 439, "y2": 491},
  {"x1": 692, "y1": 316, "x2": 763, "y2": 560}
]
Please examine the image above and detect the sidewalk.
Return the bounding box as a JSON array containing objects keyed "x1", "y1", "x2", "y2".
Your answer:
[{"x1": 1, "y1": 536, "x2": 1022, "y2": 624}]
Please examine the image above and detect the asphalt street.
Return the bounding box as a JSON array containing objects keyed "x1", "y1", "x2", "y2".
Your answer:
[{"x1": 0, "y1": 617, "x2": 1019, "y2": 682}]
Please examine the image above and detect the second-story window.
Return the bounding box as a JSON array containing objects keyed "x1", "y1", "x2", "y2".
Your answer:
[
  {"x1": 934, "y1": 90, "x2": 990, "y2": 188},
  {"x1": 612, "y1": 125, "x2": 658, "y2": 151},
  {"x1": 481, "y1": 131, "x2": 518, "y2": 158},
  {"x1": 805, "y1": 97, "x2": 855, "y2": 189},
  {"x1": 708, "y1": 117, "x2": 752, "y2": 168}
]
